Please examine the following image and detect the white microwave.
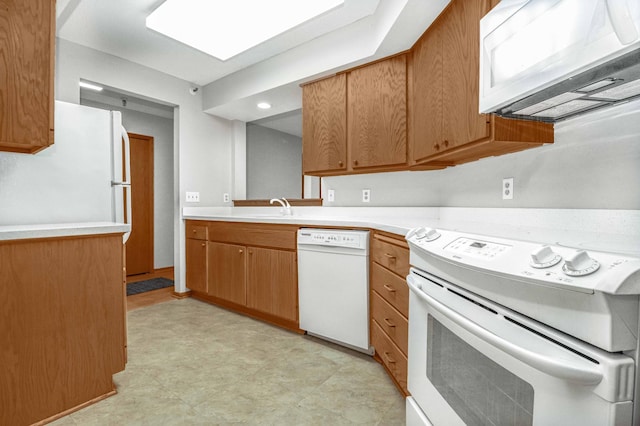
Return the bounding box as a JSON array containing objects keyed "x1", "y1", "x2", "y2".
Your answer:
[{"x1": 479, "y1": 0, "x2": 640, "y2": 122}]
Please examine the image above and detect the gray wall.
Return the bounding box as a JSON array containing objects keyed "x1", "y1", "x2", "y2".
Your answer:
[
  {"x1": 246, "y1": 123, "x2": 302, "y2": 199},
  {"x1": 82, "y1": 99, "x2": 175, "y2": 269},
  {"x1": 322, "y1": 99, "x2": 640, "y2": 209}
]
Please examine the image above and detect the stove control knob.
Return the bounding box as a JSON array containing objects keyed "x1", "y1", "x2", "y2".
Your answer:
[
  {"x1": 407, "y1": 227, "x2": 440, "y2": 242},
  {"x1": 530, "y1": 245, "x2": 562, "y2": 269},
  {"x1": 562, "y1": 250, "x2": 600, "y2": 276}
]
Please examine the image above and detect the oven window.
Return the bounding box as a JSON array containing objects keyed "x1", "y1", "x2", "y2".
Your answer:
[{"x1": 427, "y1": 315, "x2": 534, "y2": 425}]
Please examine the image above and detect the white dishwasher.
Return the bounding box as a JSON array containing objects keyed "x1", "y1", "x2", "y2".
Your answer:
[{"x1": 297, "y1": 228, "x2": 372, "y2": 354}]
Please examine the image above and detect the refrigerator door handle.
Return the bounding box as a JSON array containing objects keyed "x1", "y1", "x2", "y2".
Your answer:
[{"x1": 121, "y1": 127, "x2": 133, "y2": 244}]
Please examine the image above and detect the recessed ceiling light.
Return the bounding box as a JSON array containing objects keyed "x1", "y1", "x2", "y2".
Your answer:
[
  {"x1": 79, "y1": 81, "x2": 103, "y2": 91},
  {"x1": 146, "y1": 0, "x2": 345, "y2": 61},
  {"x1": 257, "y1": 102, "x2": 272, "y2": 110}
]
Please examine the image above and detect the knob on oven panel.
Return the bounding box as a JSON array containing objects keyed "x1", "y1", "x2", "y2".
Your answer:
[
  {"x1": 530, "y1": 245, "x2": 562, "y2": 269},
  {"x1": 562, "y1": 250, "x2": 600, "y2": 276}
]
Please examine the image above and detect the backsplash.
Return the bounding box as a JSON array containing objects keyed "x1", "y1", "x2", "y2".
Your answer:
[{"x1": 322, "y1": 99, "x2": 640, "y2": 209}]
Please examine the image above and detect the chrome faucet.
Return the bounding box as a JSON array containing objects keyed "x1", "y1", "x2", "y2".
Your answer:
[{"x1": 269, "y1": 197, "x2": 292, "y2": 216}]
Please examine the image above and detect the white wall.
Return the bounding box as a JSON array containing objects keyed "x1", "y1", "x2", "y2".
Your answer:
[
  {"x1": 246, "y1": 124, "x2": 302, "y2": 199},
  {"x1": 56, "y1": 39, "x2": 235, "y2": 292},
  {"x1": 81, "y1": 99, "x2": 174, "y2": 269},
  {"x1": 322, "y1": 99, "x2": 640, "y2": 210}
]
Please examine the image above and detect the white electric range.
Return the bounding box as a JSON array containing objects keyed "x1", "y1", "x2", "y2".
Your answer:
[{"x1": 405, "y1": 225, "x2": 640, "y2": 426}]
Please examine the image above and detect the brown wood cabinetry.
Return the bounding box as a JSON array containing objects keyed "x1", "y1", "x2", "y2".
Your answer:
[
  {"x1": 409, "y1": 0, "x2": 553, "y2": 166},
  {"x1": 302, "y1": 74, "x2": 347, "y2": 174},
  {"x1": 186, "y1": 222, "x2": 208, "y2": 293},
  {"x1": 0, "y1": 233, "x2": 126, "y2": 425},
  {"x1": 370, "y1": 231, "x2": 410, "y2": 395},
  {"x1": 348, "y1": 55, "x2": 407, "y2": 171},
  {"x1": 0, "y1": 0, "x2": 55, "y2": 153},
  {"x1": 302, "y1": 55, "x2": 411, "y2": 176},
  {"x1": 187, "y1": 220, "x2": 300, "y2": 331}
]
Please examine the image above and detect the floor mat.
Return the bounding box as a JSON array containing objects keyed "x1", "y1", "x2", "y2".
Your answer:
[{"x1": 126, "y1": 277, "x2": 174, "y2": 296}]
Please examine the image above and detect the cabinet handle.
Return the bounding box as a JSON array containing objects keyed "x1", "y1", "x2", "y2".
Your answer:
[
  {"x1": 192, "y1": 229, "x2": 197, "y2": 233},
  {"x1": 383, "y1": 352, "x2": 396, "y2": 364},
  {"x1": 353, "y1": 160, "x2": 359, "y2": 166},
  {"x1": 384, "y1": 253, "x2": 396, "y2": 262},
  {"x1": 239, "y1": 249, "x2": 243, "y2": 254},
  {"x1": 248, "y1": 250, "x2": 253, "y2": 255},
  {"x1": 201, "y1": 243, "x2": 205, "y2": 247},
  {"x1": 434, "y1": 143, "x2": 440, "y2": 151},
  {"x1": 338, "y1": 160, "x2": 344, "y2": 167},
  {"x1": 383, "y1": 318, "x2": 396, "y2": 328},
  {"x1": 443, "y1": 140, "x2": 449, "y2": 148},
  {"x1": 383, "y1": 284, "x2": 396, "y2": 293}
]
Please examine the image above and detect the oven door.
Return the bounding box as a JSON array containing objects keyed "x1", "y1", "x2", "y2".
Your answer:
[{"x1": 407, "y1": 269, "x2": 635, "y2": 426}]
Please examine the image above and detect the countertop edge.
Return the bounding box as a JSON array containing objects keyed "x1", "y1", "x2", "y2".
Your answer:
[{"x1": 0, "y1": 223, "x2": 131, "y2": 241}]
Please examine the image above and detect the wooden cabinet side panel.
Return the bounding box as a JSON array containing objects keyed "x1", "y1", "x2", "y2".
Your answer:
[
  {"x1": 0, "y1": 235, "x2": 124, "y2": 425},
  {"x1": 411, "y1": 24, "x2": 444, "y2": 162},
  {"x1": 186, "y1": 238, "x2": 208, "y2": 292},
  {"x1": 246, "y1": 247, "x2": 298, "y2": 322},
  {"x1": 0, "y1": 0, "x2": 54, "y2": 152},
  {"x1": 442, "y1": 0, "x2": 491, "y2": 148},
  {"x1": 207, "y1": 242, "x2": 246, "y2": 305},
  {"x1": 348, "y1": 55, "x2": 407, "y2": 169},
  {"x1": 302, "y1": 74, "x2": 347, "y2": 174}
]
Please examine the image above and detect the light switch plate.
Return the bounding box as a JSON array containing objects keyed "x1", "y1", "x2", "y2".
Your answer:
[
  {"x1": 223, "y1": 193, "x2": 230, "y2": 203},
  {"x1": 186, "y1": 191, "x2": 200, "y2": 202},
  {"x1": 502, "y1": 178, "x2": 514, "y2": 200},
  {"x1": 327, "y1": 189, "x2": 335, "y2": 202}
]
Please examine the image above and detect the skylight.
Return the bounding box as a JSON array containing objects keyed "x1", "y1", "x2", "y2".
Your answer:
[{"x1": 146, "y1": 0, "x2": 345, "y2": 61}]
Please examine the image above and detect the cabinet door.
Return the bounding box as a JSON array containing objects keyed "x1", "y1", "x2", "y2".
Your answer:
[
  {"x1": 207, "y1": 242, "x2": 246, "y2": 305},
  {"x1": 348, "y1": 56, "x2": 407, "y2": 169},
  {"x1": 0, "y1": 0, "x2": 55, "y2": 153},
  {"x1": 246, "y1": 247, "x2": 297, "y2": 322},
  {"x1": 411, "y1": 23, "x2": 444, "y2": 162},
  {"x1": 186, "y1": 238, "x2": 207, "y2": 293},
  {"x1": 302, "y1": 74, "x2": 347, "y2": 174},
  {"x1": 442, "y1": 0, "x2": 491, "y2": 148}
]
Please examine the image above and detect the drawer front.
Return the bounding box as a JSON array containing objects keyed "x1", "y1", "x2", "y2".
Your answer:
[
  {"x1": 370, "y1": 262, "x2": 409, "y2": 316},
  {"x1": 186, "y1": 221, "x2": 208, "y2": 240},
  {"x1": 371, "y1": 237, "x2": 410, "y2": 277},
  {"x1": 208, "y1": 222, "x2": 297, "y2": 250},
  {"x1": 371, "y1": 319, "x2": 408, "y2": 392},
  {"x1": 371, "y1": 291, "x2": 408, "y2": 355}
]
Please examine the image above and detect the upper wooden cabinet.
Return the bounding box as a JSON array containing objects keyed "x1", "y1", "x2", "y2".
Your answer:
[
  {"x1": 409, "y1": 0, "x2": 553, "y2": 166},
  {"x1": 347, "y1": 55, "x2": 407, "y2": 171},
  {"x1": 302, "y1": 74, "x2": 347, "y2": 174},
  {"x1": 0, "y1": 0, "x2": 55, "y2": 153}
]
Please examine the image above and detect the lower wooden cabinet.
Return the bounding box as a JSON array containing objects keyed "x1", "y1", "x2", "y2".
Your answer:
[
  {"x1": 370, "y1": 231, "x2": 410, "y2": 396},
  {"x1": 0, "y1": 233, "x2": 126, "y2": 425},
  {"x1": 186, "y1": 220, "x2": 299, "y2": 331}
]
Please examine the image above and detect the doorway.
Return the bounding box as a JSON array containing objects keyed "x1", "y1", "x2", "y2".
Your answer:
[{"x1": 126, "y1": 133, "x2": 154, "y2": 276}]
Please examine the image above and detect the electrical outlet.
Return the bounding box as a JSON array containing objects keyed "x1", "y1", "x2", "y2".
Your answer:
[
  {"x1": 327, "y1": 189, "x2": 335, "y2": 202},
  {"x1": 362, "y1": 189, "x2": 371, "y2": 203},
  {"x1": 186, "y1": 191, "x2": 200, "y2": 202},
  {"x1": 502, "y1": 178, "x2": 514, "y2": 200},
  {"x1": 223, "y1": 193, "x2": 230, "y2": 203}
]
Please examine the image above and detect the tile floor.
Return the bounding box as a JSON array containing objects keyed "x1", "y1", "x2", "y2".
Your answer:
[{"x1": 52, "y1": 298, "x2": 405, "y2": 425}]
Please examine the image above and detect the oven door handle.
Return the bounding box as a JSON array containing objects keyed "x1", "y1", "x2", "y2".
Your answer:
[{"x1": 408, "y1": 280, "x2": 603, "y2": 385}]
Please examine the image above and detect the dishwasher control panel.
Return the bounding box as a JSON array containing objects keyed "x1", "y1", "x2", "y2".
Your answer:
[{"x1": 297, "y1": 229, "x2": 369, "y2": 250}]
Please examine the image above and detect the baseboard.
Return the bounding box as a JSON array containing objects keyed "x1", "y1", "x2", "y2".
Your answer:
[{"x1": 172, "y1": 290, "x2": 191, "y2": 299}]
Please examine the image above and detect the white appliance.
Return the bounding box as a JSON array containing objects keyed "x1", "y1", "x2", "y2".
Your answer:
[
  {"x1": 0, "y1": 101, "x2": 132, "y2": 241},
  {"x1": 405, "y1": 226, "x2": 640, "y2": 426},
  {"x1": 297, "y1": 228, "x2": 372, "y2": 353},
  {"x1": 480, "y1": 0, "x2": 640, "y2": 121}
]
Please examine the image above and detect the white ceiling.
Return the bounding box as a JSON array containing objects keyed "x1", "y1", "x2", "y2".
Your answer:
[{"x1": 56, "y1": 0, "x2": 450, "y2": 123}]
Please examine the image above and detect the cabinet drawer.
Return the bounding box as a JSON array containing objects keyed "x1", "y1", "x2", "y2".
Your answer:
[
  {"x1": 371, "y1": 262, "x2": 409, "y2": 316},
  {"x1": 371, "y1": 291, "x2": 408, "y2": 355},
  {"x1": 371, "y1": 235, "x2": 410, "y2": 278},
  {"x1": 371, "y1": 319, "x2": 408, "y2": 392},
  {"x1": 208, "y1": 222, "x2": 297, "y2": 250},
  {"x1": 186, "y1": 221, "x2": 208, "y2": 240}
]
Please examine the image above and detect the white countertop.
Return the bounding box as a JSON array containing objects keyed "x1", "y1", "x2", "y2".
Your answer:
[
  {"x1": 0, "y1": 222, "x2": 131, "y2": 241},
  {"x1": 183, "y1": 206, "x2": 640, "y2": 256}
]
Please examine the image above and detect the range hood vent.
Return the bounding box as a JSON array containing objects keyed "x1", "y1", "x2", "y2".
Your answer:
[{"x1": 496, "y1": 49, "x2": 640, "y2": 122}]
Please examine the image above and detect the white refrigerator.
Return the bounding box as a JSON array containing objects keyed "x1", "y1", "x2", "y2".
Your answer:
[{"x1": 0, "y1": 101, "x2": 132, "y2": 241}]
